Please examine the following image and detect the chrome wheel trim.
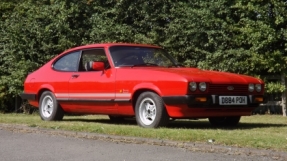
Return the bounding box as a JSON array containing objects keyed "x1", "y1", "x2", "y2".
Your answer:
[
  {"x1": 41, "y1": 95, "x2": 54, "y2": 118},
  {"x1": 139, "y1": 98, "x2": 156, "y2": 126}
]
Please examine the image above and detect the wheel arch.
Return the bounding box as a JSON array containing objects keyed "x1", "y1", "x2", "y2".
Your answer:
[
  {"x1": 37, "y1": 84, "x2": 55, "y2": 102},
  {"x1": 131, "y1": 84, "x2": 163, "y2": 113},
  {"x1": 132, "y1": 89, "x2": 158, "y2": 109}
]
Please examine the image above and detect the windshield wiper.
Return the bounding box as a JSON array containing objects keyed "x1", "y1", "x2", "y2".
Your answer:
[
  {"x1": 176, "y1": 63, "x2": 185, "y2": 67},
  {"x1": 117, "y1": 63, "x2": 158, "y2": 68},
  {"x1": 133, "y1": 63, "x2": 158, "y2": 67},
  {"x1": 167, "y1": 63, "x2": 185, "y2": 68}
]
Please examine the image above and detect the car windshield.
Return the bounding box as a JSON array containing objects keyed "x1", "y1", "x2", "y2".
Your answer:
[{"x1": 109, "y1": 46, "x2": 179, "y2": 67}]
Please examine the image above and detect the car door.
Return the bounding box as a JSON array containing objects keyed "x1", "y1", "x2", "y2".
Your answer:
[
  {"x1": 52, "y1": 51, "x2": 81, "y2": 102},
  {"x1": 67, "y1": 48, "x2": 117, "y2": 114}
]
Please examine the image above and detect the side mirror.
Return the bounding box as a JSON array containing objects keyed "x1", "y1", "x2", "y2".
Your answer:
[{"x1": 92, "y1": 61, "x2": 105, "y2": 71}]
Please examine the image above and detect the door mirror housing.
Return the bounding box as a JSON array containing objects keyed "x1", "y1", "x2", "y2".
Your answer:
[{"x1": 92, "y1": 61, "x2": 105, "y2": 71}]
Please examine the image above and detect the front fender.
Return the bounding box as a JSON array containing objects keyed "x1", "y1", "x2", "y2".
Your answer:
[{"x1": 132, "y1": 82, "x2": 162, "y2": 96}]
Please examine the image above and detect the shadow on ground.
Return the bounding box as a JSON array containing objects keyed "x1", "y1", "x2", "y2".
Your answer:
[{"x1": 63, "y1": 117, "x2": 286, "y2": 130}]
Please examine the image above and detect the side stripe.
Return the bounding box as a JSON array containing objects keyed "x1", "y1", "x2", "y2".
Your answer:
[{"x1": 55, "y1": 93, "x2": 131, "y2": 99}]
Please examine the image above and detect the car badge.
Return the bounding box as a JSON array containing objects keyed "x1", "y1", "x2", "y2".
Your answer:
[{"x1": 227, "y1": 86, "x2": 234, "y2": 90}]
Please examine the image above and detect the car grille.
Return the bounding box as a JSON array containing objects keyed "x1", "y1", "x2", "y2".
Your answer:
[{"x1": 208, "y1": 84, "x2": 248, "y2": 94}]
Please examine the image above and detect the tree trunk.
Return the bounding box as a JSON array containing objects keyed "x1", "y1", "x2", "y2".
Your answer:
[{"x1": 281, "y1": 73, "x2": 287, "y2": 116}]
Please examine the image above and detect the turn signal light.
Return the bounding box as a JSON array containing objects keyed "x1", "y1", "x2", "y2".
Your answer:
[
  {"x1": 195, "y1": 97, "x2": 207, "y2": 102},
  {"x1": 254, "y1": 97, "x2": 263, "y2": 103}
]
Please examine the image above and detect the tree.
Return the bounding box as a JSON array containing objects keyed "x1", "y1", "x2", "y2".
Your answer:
[
  {"x1": 0, "y1": 0, "x2": 286, "y2": 115},
  {"x1": 229, "y1": 0, "x2": 287, "y2": 116},
  {"x1": 0, "y1": 0, "x2": 94, "y2": 111}
]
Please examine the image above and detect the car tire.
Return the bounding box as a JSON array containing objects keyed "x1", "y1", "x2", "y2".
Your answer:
[
  {"x1": 135, "y1": 92, "x2": 169, "y2": 128},
  {"x1": 39, "y1": 91, "x2": 64, "y2": 121},
  {"x1": 208, "y1": 116, "x2": 241, "y2": 127}
]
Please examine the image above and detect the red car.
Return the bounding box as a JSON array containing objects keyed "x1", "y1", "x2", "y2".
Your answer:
[{"x1": 21, "y1": 43, "x2": 266, "y2": 128}]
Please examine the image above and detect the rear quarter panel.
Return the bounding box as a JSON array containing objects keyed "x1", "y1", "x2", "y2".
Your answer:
[{"x1": 23, "y1": 61, "x2": 71, "y2": 107}]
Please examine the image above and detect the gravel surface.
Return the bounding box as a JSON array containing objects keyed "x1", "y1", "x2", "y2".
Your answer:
[{"x1": 0, "y1": 123, "x2": 286, "y2": 161}]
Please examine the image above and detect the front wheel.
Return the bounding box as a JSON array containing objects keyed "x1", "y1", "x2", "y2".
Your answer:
[
  {"x1": 135, "y1": 92, "x2": 169, "y2": 128},
  {"x1": 39, "y1": 91, "x2": 64, "y2": 121},
  {"x1": 208, "y1": 116, "x2": 241, "y2": 127}
]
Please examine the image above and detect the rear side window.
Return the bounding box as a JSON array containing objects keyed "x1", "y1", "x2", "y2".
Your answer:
[{"x1": 53, "y1": 51, "x2": 80, "y2": 71}]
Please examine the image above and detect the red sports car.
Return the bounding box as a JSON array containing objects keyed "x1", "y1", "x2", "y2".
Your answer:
[{"x1": 21, "y1": 43, "x2": 266, "y2": 128}]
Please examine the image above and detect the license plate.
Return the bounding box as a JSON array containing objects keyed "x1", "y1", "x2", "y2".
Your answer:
[{"x1": 219, "y1": 96, "x2": 247, "y2": 105}]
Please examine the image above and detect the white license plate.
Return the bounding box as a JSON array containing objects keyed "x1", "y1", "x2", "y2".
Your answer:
[{"x1": 219, "y1": 96, "x2": 247, "y2": 105}]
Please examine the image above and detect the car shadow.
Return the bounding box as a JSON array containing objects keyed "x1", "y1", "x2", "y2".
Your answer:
[
  {"x1": 62, "y1": 117, "x2": 286, "y2": 130},
  {"x1": 64, "y1": 118, "x2": 137, "y2": 126},
  {"x1": 167, "y1": 120, "x2": 286, "y2": 130}
]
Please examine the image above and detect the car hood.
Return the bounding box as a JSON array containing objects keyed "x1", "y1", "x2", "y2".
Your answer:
[{"x1": 150, "y1": 67, "x2": 263, "y2": 84}]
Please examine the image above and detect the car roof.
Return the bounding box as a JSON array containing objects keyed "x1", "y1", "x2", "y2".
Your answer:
[{"x1": 63, "y1": 43, "x2": 161, "y2": 54}]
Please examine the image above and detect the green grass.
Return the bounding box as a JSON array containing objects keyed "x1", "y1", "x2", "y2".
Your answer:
[{"x1": 0, "y1": 113, "x2": 286, "y2": 152}]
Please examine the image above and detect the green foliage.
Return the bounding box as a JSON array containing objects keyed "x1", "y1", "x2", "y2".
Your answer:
[
  {"x1": 0, "y1": 0, "x2": 94, "y2": 111},
  {"x1": 265, "y1": 82, "x2": 286, "y2": 94},
  {"x1": 1, "y1": 0, "x2": 287, "y2": 111}
]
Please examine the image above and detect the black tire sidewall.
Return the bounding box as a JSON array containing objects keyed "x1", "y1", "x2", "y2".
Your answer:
[{"x1": 226, "y1": 116, "x2": 241, "y2": 126}]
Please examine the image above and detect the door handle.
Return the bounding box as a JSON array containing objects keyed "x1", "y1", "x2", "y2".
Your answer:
[{"x1": 71, "y1": 74, "x2": 79, "y2": 78}]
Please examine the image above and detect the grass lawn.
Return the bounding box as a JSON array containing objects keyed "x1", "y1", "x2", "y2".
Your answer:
[{"x1": 0, "y1": 113, "x2": 286, "y2": 152}]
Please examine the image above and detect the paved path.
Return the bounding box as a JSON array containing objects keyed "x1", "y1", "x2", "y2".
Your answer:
[{"x1": 0, "y1": 124, "x2": 286, "y2": 161}]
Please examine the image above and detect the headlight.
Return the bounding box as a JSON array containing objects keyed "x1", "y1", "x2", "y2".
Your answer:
[
  {"x1": 199, "y1": 82, "x2": 207, "y2": 92},
  {"x1": 189, "y1": 82, "x2": 197, "y2": 91},
  {"x1": 248, "y1": 84, "x2": 254, "y2": 92},
  {"x1": 255, "y1": 84, "x2": 261, "y2": 92}
]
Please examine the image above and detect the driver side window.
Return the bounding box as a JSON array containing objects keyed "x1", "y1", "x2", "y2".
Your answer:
[{"x1": 79, "y1": 49, "x2": 109, "y2": 71}]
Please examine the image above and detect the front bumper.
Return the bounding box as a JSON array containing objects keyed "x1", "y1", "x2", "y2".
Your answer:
[{"x1": 162, "y1": 95, "x2": 267, "y2": 108}]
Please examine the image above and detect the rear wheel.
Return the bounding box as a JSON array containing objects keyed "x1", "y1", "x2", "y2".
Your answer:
[
  {"x1": 39, "y1": 91, "x2": 64, "y2": 121},
  {"x1": 135, "y1": 92, "x2": 169, "y2": 128},
  {"x1": 208, "y1": 116, "x2": 241, "y2": 127}
]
